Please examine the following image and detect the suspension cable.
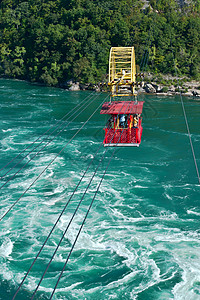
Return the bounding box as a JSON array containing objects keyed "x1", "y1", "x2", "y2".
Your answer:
[
  {"x1": 0, "y1": 93, "x2": 102, "y2": 190},
  {"x1": 140, "y1": 21, "x2": 154, "y2": 74},
  {"x1": 171, "y1": 47, "x2": 200, "y2": 184},
  {"x1": 31, "y1": 102, "x2": 131, "y2": 299},
  {"x1": 13, "y1": 99, "x2": 128, "y2": 299},
  {"x1": 140, "y1": 31, "x2": 151, "y2": 72},
  {"x1": 0, "y1": 94, "x2": 107, "y2": 222},
  {"x1": 0, "y1": 91, "x2": 96, "y2": 173},
  {"x1": 49, "y1": 103, "x2": 131, "y2": 299},
  {"x1": 12, "y1": 94, "x2": 111, "y2": 299}
]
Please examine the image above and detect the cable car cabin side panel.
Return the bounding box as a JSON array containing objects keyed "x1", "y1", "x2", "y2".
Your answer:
[{"x1": 103, "y1": 126, "x2": 142, "y2": 147}]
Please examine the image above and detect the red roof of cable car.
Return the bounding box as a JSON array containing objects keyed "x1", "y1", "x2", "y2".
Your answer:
[{"x1": 100, "y1": 101, "x2": 144, "y2": 115}]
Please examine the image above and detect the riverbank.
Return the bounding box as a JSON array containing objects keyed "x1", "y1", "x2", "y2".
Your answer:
[
  {"x1": 65, "y1": 74, "x2": 200, "y2": 98},
  {"x1": 1, "y1": 75, "x2": 199, "y2": 98}
]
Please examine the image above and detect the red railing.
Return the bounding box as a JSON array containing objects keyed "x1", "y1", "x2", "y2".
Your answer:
[{"x1": 104, "y1": 127, "x2": 138, "y2": 144}]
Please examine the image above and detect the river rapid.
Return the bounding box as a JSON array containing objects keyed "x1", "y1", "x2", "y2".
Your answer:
[{"x1": 0, "y1": 78, "x2": 200, "y2": 300}]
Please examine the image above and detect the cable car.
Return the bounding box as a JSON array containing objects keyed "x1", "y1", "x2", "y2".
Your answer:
[
  {"x1": 100, "y1": 100, "x2": 144, "y2": 146},
  {"x1": 101, "y1": 47, "x2": 144, "y2": 147}
]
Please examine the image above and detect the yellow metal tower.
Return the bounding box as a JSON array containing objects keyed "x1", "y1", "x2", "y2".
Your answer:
[{"x1": 108, "y1": 47, "x2": 136, "y2": 98}]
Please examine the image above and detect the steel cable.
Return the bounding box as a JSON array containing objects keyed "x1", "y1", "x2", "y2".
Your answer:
[
  {"x1": 12, "y1": 93, "x2": 109, "y2": 299},
  {"x1": 49, "y1": 102, "x2": 131, "y2": 299},
  {"x1": 0, "y1": 91, "x2": 97, "y2": 174},
  {"x1": 171, "y1": 46, "x2": 200, "y2": 185},
  {"x1": 30, "y1": 102, "x2": 130, "y2": 299},
  {"x1": 13, "y1": 99, "x2": 128, "y2": 299},
  {"x1": 0, "y1": 94, "x2": 107, "y2": 222},
  {"x1": 140, "y1": 25, "x2": 153, "y2": 72},
  {"x1": 0, "y1": 92, "x2": 102, "y2": 190}
]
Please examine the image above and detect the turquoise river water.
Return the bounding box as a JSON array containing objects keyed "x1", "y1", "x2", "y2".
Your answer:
[{"x1": 0, "y1": 78, "x2": 200, "y2": 300}]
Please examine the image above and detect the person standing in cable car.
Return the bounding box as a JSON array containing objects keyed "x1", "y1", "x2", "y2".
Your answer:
[
  {"x1": 119, "y1": 114, "x2": 125, "y2": 128},
  {"x1": 107, "y1": 116, "x2": 114, "y2": 128},
  {"x1": 133, "y1": 114, "x2": 139, "y2": 127},
  {"x1": 129, "y1": 115, "x2": 133, "y2": 128}
]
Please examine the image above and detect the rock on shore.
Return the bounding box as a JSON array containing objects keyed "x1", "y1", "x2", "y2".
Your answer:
[
  {"x1": 140, "y1": 80, "x2": 200, "y2": 97},
  {"x1": 62, "y1": 76, "x2": 200, "y2": 97}
]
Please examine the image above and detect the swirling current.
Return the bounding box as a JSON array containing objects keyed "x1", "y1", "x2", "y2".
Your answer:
[{"x1": 0, "y1": 78, "x2": 200, "y2": 300}]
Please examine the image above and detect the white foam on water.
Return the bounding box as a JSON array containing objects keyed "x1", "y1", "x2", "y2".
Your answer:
[
  {"x1": 103, "y1": 270, "x2": 141, "y2": 290},
  {"x1": 0, "y1": 230, "x2": 10, "y2": 238},
  {"x1": 8, "y1": 179, "x2": 38, "y2": 191},
  {"x1": 1, "y1": 137, "x2": 15, "y2": 151},
  {"x1": 0, "y1": 237, "x2": 14, "y2": 258},
  {"x1": 134, "y1": 185, "x2": 148, "y2": 189},
  {"x1": 131, "y1": 270, "x2": 178, "y2": 299},
  {"x1": 106, "y1": 241, "x2": 137, "y2": 268},
  {"x1": 106, "y1": 207, "x2": 178, "y2": 225},
  {"x1": 187, "y1": 209, "x2": 200, "y2": 216},
  {"x1": 154, "y1": 230, "x2": 200, "y2": 243},
  {"x1": 0, "y1": 262, "x2": 13, "y2": 281},
  {"x1": 25, "y1": 204, "x2": 43, "y2": 228},
  {"x1": 15, "y1": 271, "x2": 26, "y2": 284},
  {"x1": 2, "y1": 129, "x2": 12, "y2": 132},
  {"x1": 58, "y1": 215, "x2": 106, "y2": 252},
  {"x1": 98, "y1": 183, "x2": 124, "y2": 202},
  {"x1": 79, "y1": 285, "x2": 100, "y2": 295},
  {"x1": 164, "y1": 193, "x2": 173, "y2": 200},
  {"x1": 42, "y1": 281, "x2": 83, "y2": 293},
  {"x1": 43, "y1": 196, "x2": 64, "y2": 206},
  {"x1": 46, "y1": 94, "x2": 58, "y2": 97},
  {"x1": 159, "y1": 210, "x2": 178, "y2": 220},
  {"x1": 172, "y1": 253, "x2": 200, "y2": 299},
  {"x1": 23, "y1": 276, "x2": 38, "y2": 292},
  {"x1": 86, "y1": 154, "x2": 94, "y2": 159}
]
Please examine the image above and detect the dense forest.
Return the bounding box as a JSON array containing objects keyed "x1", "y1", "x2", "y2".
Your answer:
[{"x1": 0, "y1": 0, "x2": 200, "y2": 86}]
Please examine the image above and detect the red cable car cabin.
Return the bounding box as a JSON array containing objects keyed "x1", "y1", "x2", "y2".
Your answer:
[{"x1": 100, "y1": 101, "x2": 144, "y2": 147}]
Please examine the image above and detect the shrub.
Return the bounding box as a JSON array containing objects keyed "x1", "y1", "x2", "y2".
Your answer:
[{"x1": 162, "y1": 86, "x2": 168, "y2": 93}]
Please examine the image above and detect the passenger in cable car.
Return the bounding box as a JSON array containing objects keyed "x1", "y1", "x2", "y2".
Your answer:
[
  {"x1": 129, "y1": 115, "x2": 133, "y2": 129},
  {"x1": 133, "y1": 114, "x2": 139, "y2": 127},
  {"x1": 116, "y1": 116, "x2": 119, "y2": 129},
  {"x1": 107, "y1": 116, "x2": 114, "y2": 128},
  {"x1": 125, "y1": 115, "x2": 128, "y2": 127},
  {"x1": 119, "y1": 114, "x2": 125, "y2": 127}
]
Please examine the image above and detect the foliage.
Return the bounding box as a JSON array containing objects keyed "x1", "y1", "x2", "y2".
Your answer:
[
  {"x1": 0, "y1": 0, "x2": 200, "y2": 86},
  {"x1": 162, "y1": 86, "x2": 168, "y2": 93}
]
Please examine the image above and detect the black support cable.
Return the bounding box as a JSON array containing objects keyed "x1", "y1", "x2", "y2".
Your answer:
[
  {"x1": 49, "y1": 103, "x2": 131, "y2": 299},
  {"x1": 143, "y1": 42, "x2": 152, "y2": 74},
  {"x1": 12, "y1": 94, "x2": 117, "y2": 299},
  {"x1": 0, "y1": 91, "x2": 97, "y2": 173},
  {"x1": 170, "y1": 0, "x2": 200, "y2": 184},
  {"x1": 140, "y1": 47, "x2": 150, "y2": 74},
  {"x1": 141, "y1": 49, "x2": 149, "y2": 72},
  {"x1": 1, "y1": 94, "x2": 108, "y2": 222},
  {"x1": 13, "y1": 99, "x2": 128, "y2": 299},
  {"x1": 50, "y1": 152, "x2": 115, "y2": 299},
  {"x1": 140, "y1": 26, "x2": 152, "y2": 72},
  {"x1": 0, "y1": 92, "x2": 102, "y2": 190},
  {"x1": 29, "y1": 101, "x2": 130, "y2": 299},
  {"x1": 170, "y1": 45, "x2": 200, "y2": 185}
]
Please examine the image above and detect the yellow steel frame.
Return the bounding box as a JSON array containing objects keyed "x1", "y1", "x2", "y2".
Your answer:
[{"x1": 108, "y1": 47, "x2": 136, "y2": 97}]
